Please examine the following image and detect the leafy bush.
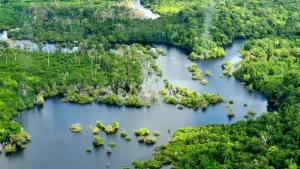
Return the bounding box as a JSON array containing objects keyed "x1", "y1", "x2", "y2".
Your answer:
[
  {"x1": 4, "y1": 144, "x2": 16, "y2": 153},
  {"x1": 92, "y1": 127, "x2": 100, "y2": 134},
  {"x1": 69, "y1": 123, "x2": 81, "y2": 133},
  {"x1": 96, "y1": 121, "x2": 105, "y2": 129},
  {"x1": 108, "y1": 142, "x2": 116, "y2": 148},
  {"x1": 93, "y1": 136, "x2": 104, "y2": 146},
  {"x1": 120, "y1": 130, "x2": 127, "y2": 137},
  {"x1": 134, "y1": 128, "x2": 150, "y2": 136},
  {"x1": 153, "y1": 131, "x2": 160, "y2": 136},
  {"x1": 144, "y1": 136, "x2": 157, "y2": 144}
]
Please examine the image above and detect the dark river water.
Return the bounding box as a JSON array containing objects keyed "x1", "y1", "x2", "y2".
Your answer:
[{"x1": 0, "y1": 40, "x2": 270, "y2": 169}]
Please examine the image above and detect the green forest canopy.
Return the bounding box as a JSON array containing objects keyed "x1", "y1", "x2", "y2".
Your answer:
[{"x1": 0, "y1": 0, "x2": 300, "y2": 168}]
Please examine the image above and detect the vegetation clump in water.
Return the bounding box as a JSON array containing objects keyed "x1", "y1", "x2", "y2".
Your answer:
[
  {"x1": 160, "y1": 81, "x2": 223, "y2": 109},
  {"x1": 120, "y1": 129, "x2": 128, "y2": 137},
  {"x1": 92, "y1": 127, "x2": 100, "y2": 134},
  {"x1": 221, "y1": 61, "x2": 232, "y2": 76},
  {"x1": 108, "y1": 142, "x2": 117, "y2": 148},
  {"x1": 144, "y1": 136, "x2": 157, "y2": 144},
  {"x1": 125, "y1": 136, "x2": 132, "y2": 141},
  {"x1": 153, "y1": 131, "x2": 160, "y2": 136},
  {"x1": 93, "y1": 136, "x2": 104, "y2": 146},
  {"x1": 205, "y1": 70, "x2": 213, "y2": 76},
  {"x1": 69, "y1": 123, "x2": 82, "y2": 133},
  {"x1": 200, "y1": 79, "x2": 208, "y2": 85},
  {"x1": 134, "y1": 128, "x2": 151, "y2": 136},
  {"x1": 4, "y1": 144, "x2": 16, "y2": 154}
]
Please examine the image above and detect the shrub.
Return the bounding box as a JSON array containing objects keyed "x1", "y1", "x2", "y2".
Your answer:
[
  {"x1": 69, "y1": 123, "x2": 81, "y2": 133},
  {"x1": 177, "y1": 105, "x2": 184, "y2": 109},
  {"x1": 243, "y1": 103, "x2": 248, "y2": 107},
  {"x1": 125, "y1": 95, "x2": 145, "y2": 107},
  {"x1": 108, "y1": 142, "x2": 116, "y2": 148},
  {"x1": 4, "y1": 144, "x2": 16, "y2": 153},
  {"x1": 165, "y1": 96, "x2": 179, "y2": 104},
  {"x1": 205, "y1": 70, "x2": 213, "y2": 76},
  {"x1": 86, "y1": 148, "x2": 92, "y2": 153},
  {"x1": 96, "y1": 121, "x2": 105, "y2": 129},
  {"x1": 92, "y1": 127, "x2": 100, "y2": 134},
  {"x1": 138, "y1": 136, "x2": 145, "y2": 142},
  {"x1": 93, "y1": 136, "x2": 104, "y2": 146},
  {"x1": 229, "y1": 100, "x2": 234, "y2": 104},
  {"x1": 187, "y1": 63, "x2": 198, "y2": 72},
  {"x1": 227, "y1": 109, "x2": 235, "y2": 117},
  {"x1": 144, "y1": 136, "x2": 157, "y2": 144},
  {"x1": 104, "y1": 124, "x2": 115, "y2": 133},
  {"x1": 247, "y1": 108, "x2": 257, "y2": 116},
  {"x1": 134, "y1": 128, "x2": 150, "y2": 136},
  {"x1": 106, "y1": 146, "x2": 112, "y2": 154},
  {"x1": 96, "y1": 94, "x2": 123, "y2": 105},
  {"x1": 159, "y1": 89, "x2": 167, "y2": 95},
  {"x1": 120, "y1": 130, "x2": 127, "y2": 137},
  {"x1": 244, "y1": 114, "x2": 252, "y2": 119},
  {"x1": 110, "y1": 121, "x2": 119, "y2": 130},
  {"x1": 125, "y1": 136, "x2": 132, "y2": 141},
  {"x1": 153, "y1": 131, "x2": 160, "y2": 136},
  {"x1": 200, "y1": 79, "x2": 208, "y2": 85}
]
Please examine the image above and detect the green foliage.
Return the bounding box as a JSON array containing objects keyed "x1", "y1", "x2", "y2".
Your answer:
[
  {"x1": 138, "y1": 136, "x2": 145, "y2": 142},
  {"x1": 106, "y1": 146, "x2": 112, "y2": 154},
  {"x1": 93, "y1": 136, "x2": 104, "y2": 146},
  {"x1": 104, "y1": 124, "x2": 115, "y2": 134},
  {"x1": 177, "y1": 105, "x2": 183, "y2": 109},
  {"x1": 108, "y1": 142, "x2": 116, "y2": 148},
  {"x1": 159, "y1": 89, "x2": 167, "y2": 95},
  {"x1": 205, "y1": 70, "x2": 213, "y2": 76},
  {"x1": 125, "y1": 136, "x2": 132, "y2": 141},
  {"x1": 200, "y1": 79, "x2": 208, "y2": 85},
  {"x1": 125, "y1": 95, "x2": 145, "y2": 107},
  {"x1": 120, "y1": 129, "x2": 127, "y2": 137},
  {"x1": 69, "y1": 123, "x2": 81, "y2": 133},
  {"x1": 92, "y1": 127, "x2": 100, "y2": 134},
  {"x1": 95, "y1": 121, "x2": 105, "y2": 129},
  {"x1": 164, "y1": 96, "x2": 178, "y2": 104},
  {"x1": 229, "y1": 100, "x2": 234, "y2": 104},
  {"x1": 4, "y1": 144, "x2": 16, "y2": 153},
  {"x1": 222, "y1": 61, "x2": 232, "y2": 76},
  {"x1": 96, "y1": 94, "x2": 124, "y2": 105},
  {"x1": 134, "y1": 128, "x2": 150, "y2": 136},
  {"x1": 247, "y1": 108, "x2": 257, "y2": 116},
  {"x1": 110, "y1": 121, "x2": 119, "y2": 130},
  {"x1": 144, "y1": 136, "x2": 157, "y2": 144}
]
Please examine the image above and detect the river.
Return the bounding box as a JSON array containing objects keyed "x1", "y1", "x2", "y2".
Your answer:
[{"x1": 0, "y1": 2, "x2": 270, "y2": 169}]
